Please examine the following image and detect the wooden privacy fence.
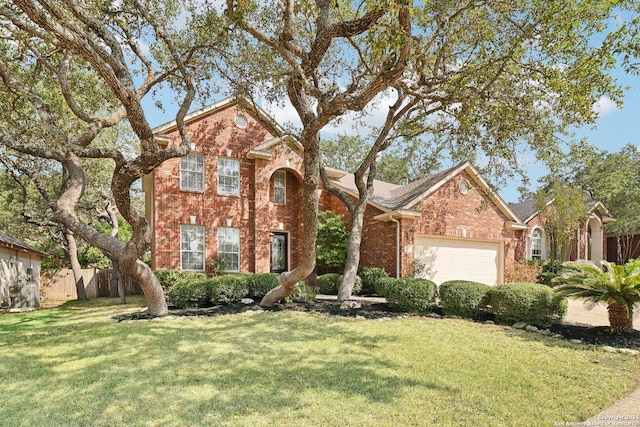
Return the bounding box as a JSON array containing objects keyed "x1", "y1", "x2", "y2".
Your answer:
[{"x1": 41, "y1": 268, "x2": 142, "y2": 302}]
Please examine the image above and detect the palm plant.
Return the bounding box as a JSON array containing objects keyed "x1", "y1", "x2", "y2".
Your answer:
[{"x1": 552, "y1": 259, "x2": 640, "y2": 333}]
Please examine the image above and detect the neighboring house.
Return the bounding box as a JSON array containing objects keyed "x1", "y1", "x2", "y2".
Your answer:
[
  {"x1": 509, "y1": 199, "x2": 615, "y2": 266},
  {"x1": 0, "y1": 230, "x2": 47, "y2": 308},
  {"x1": 144, "y1": 96, "x2": 526, "y2": 285}
]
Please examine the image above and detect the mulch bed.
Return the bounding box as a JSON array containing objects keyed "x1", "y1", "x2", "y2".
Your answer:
[{"x1": 113, "y1": 298, "x2": 640, "y2": 350}]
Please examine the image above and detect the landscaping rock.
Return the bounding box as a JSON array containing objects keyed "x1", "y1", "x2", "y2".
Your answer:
[
  {"x1": 340, "y1": 301, "x2": 362, "y2": 310},
  {"x1": 426, "y1": 313, "x2": 442, "y2": 319},
  {"x1": 512, "y1": 322, "x2": 527, "y2": 329},
  {"x1": 537, "y1": 329, "x2": 551, "y2": 336},
  {"x1": 484, "y1": 320, "x2": 495, "y2": 325},
  {"x1": 241, "y1": 298, "x2": 254, "y2": 305},
  {"x1": 618, "y1": 348, "x2": 639, "y2": 356},
  {"x1": 601, "y1": 346, "x2": 617, "y2": 353},
  {"x1": 570, "y1": 339, "x2": 583, "y2": 344},
  {"x1": 525, "y1": 325, "x2": 538, "y2": 332}
]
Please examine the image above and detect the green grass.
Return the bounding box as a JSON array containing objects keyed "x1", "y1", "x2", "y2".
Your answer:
[{"x1": 1, "y1": 297, "x2": 639, "y2": 426}]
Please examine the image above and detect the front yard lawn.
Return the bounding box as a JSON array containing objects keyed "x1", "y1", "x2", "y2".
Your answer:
[{"x1": 1, "y1": 297, "x2": 638, "y2": 426}]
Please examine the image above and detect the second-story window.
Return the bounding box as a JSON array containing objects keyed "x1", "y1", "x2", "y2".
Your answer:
[
  {"x1": 218, "y1": 157, "x2": 240, "y2": 195},
  {"x1": 180, "y1": 153, "x2": 204, "y2": 192},
  {"x1": 274, "y1": 171, "x2": 286, "y2": 204}
]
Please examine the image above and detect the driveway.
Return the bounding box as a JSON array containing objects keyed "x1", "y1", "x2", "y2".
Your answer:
[{"x1": 564, "y1": 298, "x2": 640, "y2": 330}]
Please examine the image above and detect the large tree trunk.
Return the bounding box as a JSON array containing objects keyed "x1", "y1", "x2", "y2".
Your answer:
[
  {"x1": 109, "y1": 257, "x2": 120, "y2": 298},
  {"x1": 607, "y1": 302, "x2": 633, "y2": 333},
  {"x1": 64, "y1": 231, "x2": 88, "y2": 301},
  {"x1": 120, "y1": 257, "x2": 167, "y2": 316},
  {"x1": 110, "y1": 258, "x2": 126, "y2": 304},
  {"x1": 260, "y1": 134, "x2": 321, "y2": 306},
  {"x1": 337, "y1": 202, "x2": 367, "y2": 302}
]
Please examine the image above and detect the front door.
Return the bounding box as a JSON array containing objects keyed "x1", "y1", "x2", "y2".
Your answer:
[{"x1": 271, "y1": 232, "x2": 288, "y2": 273}]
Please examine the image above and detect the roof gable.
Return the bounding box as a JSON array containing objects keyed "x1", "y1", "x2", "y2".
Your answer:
[
  {"x1": 151, "y1": 96, "x2": 285, "y2": 138},
  {"x1": 509, "y1": 198, "x2": 614, "y2": 224},
  {"x1": 247, "y1": 135, "x2": 303, "y2": 160},
  {"x1": 330, "y1": 162, "x2": 522, "y2": 223}
]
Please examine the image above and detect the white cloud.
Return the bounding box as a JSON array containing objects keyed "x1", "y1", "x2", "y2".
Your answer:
[{"x1": 592, "y1": 96, "x2": 619, "y2": 116}]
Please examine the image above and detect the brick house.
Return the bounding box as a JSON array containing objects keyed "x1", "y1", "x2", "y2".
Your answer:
[
  {"x1": 144, "y1": 97, "x2": 305, "y2": 275},
  {"x1": 321, "y1": 163, "x2": 525, "y2": 285},
  {"x1": 144, "y1": 97, "x2": 533, "y2": 284},
  {"x1": 509, "y1": 199, "x2": 615, "y2": 266}
]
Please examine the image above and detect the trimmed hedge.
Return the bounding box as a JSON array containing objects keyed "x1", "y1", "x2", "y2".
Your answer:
[
  {"x1": 316, "y1": 273, "x2": 362, "y2": 295},
  {"x1": 385, "y1": 278, "x2": 437, "y2": 314},
  {"x1": 167, "y1": 273, "x2": 252, "y2": 308},
  {"x1": 154, "y1": 270, "x2": 206, "y2": 292},
  {"x1": 248, "y1": 273, "x2": 280, "y2": 299},
  {"x1": 486, "y1": 282, "x2": 567, "y2": 328},
  {"x1": 167, "y1": 278, "x2": 210, "y2": 308},
  {"x1": 210, "y1": 274, "x2": 251, "y2": 305},
  {"x1": 374, "y1": 277, "x2": 397, "y2": 298},
  {"x1": 316, "y1": 273, "x2": 341, "y2": 294},
  {"x1": 439, "y1": 280, "x2": 491, "y2": 318},
  {"x1": 358, "y1": 267, "x2": 389, "y2": 295}
]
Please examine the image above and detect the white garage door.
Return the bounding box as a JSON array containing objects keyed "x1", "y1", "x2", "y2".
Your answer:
[{"x1": 414, "y1": 236, "x2": 502, "y2": 285}]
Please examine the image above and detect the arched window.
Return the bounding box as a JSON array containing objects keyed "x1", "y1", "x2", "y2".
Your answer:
[{"x1": 530, "y1": 228, "x2": 545, "y2": 260}]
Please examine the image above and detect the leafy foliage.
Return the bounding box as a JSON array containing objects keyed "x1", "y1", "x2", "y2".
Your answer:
[
  {"x1": 384, "y1": 278, "x2": 437, "y2": 314},
  {"x1": 357, "y1": 267, "x2": 390, "y2": 295},
  {"x1": 154, "y1": 270, "x2": 207, "y2": 293},
  {"x1": 553, "y1": 259, "x2": 640, "y2": 332},
  {"x1": 247, "y1": 273, "x2": 280, "y2": 299},
  {"x1": 315, "y1": 273, "x2": 342, "y2": 295},
  {"x1": 439, "y1": 281, "x2": 491, "y2": 318},
  {"x1": 167, "y1": 278, "x2": 211, "y2": 309},
  {"x1": 534, "y1": 180, "x2": 589, "y2": 261},
  {"x1": 316, "y1": 211, "x2": 349, "y2": 271},
  {"x1": 504, "y1": 260, "x2": 544, "y2": 284},
  {"x1": 486, "y1": 283, "x2": 567, "y2": 328}
]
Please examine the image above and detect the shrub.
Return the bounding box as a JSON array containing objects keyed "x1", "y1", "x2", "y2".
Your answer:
[
  {"x1": 316, "y1": 273, "x2": 341, "y2": 294},
  {"x1": 486, "y1": 282, "x2": 567, "y2": 328},
  {"x1": 439, "y1": 280, "x2": 491, "y2": 318},
  {"x1": 210, "y1": 274, "x2": 251, "y2": 305},
  {"x1": 374, "y1": 277, "x2": 398, "y2": 297},
  {"x1": 316, "y1": 211, "x2": 348, "y2": 272},
  {"x1": 357, "y1": 267, "x2": 389, "y2": 294},
  {"x1": 248, "y1": 273, "x2": 280, "y2": 299},
  {"x1": 167, "y1": 278, "x2": 210, "y2": 308},
  {"x1": 538, "y1": 260, "x2": 564, "y2": 286},
  {"x1": 385, "y1": 278, "x2": 437, "y2": 314},
  {"x1": 504, "y1": 260, "x2": 542, "y2": 284},
  {"x1": 154, "y1": 270, "x2": 206, "y2": 292},
  {"x1": 287, "y1": 282, "x2": 318, "y2": 303}
]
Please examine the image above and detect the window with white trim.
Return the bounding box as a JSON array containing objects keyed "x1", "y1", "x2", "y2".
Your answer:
[
  {"x1": 180, "y1": 225, "x2": 205, "y2": 271},
  {"x1": 218, "y1": 227, "x2": 240, "y2": 272},
  {"x1": 530, "y1": 228, "x2": 545, "y2": 260},
  {"x1": 274, "y1": 171, "x2": 286, "y2": 204},
  {"x1": 180, "y1": 153, "x2": 204, "y2": 191},
  {"x1": 217, "y1": 158, "x2": 240, "y2": 195}
]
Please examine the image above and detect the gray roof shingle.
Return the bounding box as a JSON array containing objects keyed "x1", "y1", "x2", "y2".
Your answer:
[{"x1": 0, "y1": 230, "x2": 48, "y2": 256}]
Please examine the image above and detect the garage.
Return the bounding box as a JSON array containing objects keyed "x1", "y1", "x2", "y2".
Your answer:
[{"x1": 413, "y1": 236, "x2": 503, "y2": 285}]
